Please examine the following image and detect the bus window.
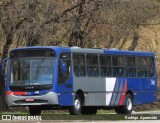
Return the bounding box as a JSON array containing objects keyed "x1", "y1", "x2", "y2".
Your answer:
[
  {"x1": 113, "y1": 67, "x2": 124, "y2": 77},
  {"x1": 87, "y1": 55, "x2": 99, "y2": 76},
  {"x1": 125, "y1": 68, "x2": 136, "y2": 77},
  {"x1": 148, "y1": 68, "x2": 154, "y2": 77},
  {"x1": 100, "y1": 55, "x2": 111, "y2": 77},
  {"x1": 58, "y1": 53, "x2": 71, "y2": 84},
  {"x1": 125, "y1": 57, "x2": 136, "y2": 77},
  {"x1": 136, "y1": 57, "x2": 147, "y2": 77},
  {"x1": 148, "y1": 57, "x2": 154, "y2": 67},
  {"x1": 137, "y1": 57, "x2": 147, "y2": 66},
  {"x1": 73, "y1": 54, "x2": 86, "y2": 76},
  {"x1": 112, "y1": 56, "x2": 123, "y2": 66},
  {"x1": 126, "y1": 57, "x2": 135, "y2": 66},
  {"x1": 148, "y1": 57, "x2": 154, "y2": 77},
  {"x1": 112, "y1": 56, "x2": 124, "y2": 77},
  {"x1": 100, "y1": 56, "x2": 111, "y2": 66},
  {"x1": 137, "y1": 69, "x2": 147, "y2": 77}
]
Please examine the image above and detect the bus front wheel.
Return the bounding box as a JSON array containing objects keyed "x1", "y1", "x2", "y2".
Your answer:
[
  {"x1": 115, "y1": 94, "x2": 133, "y2": 114},
  {"x1": 69, "y1": 94, "x2": 82, "y2": 115},
  {"x1": 29, "y1": 106, "x2": 41, "y2": 115}
]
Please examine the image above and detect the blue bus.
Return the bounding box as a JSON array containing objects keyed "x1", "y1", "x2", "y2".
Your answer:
[{"x1": 1, "y1": 46, "x2": 157, "y2": 115}]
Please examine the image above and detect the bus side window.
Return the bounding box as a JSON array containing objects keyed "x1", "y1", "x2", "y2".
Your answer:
[
  {"x1": 148, "y1": 68, "x2": 154, "y2": 77},
  {"x1": 125, "y1": 57, "x2": 136, "y2": 77},
  {"x1": 73, "y1": 54, "x2": 86, "y2": 76},
  {"x1": 86, "y1": 55, "x2": 99, "y2": 76},
  {"x1": 112, "y1": 56, "x2": 124, "y2": 77},
  {"x1": 100, "y1": 55, "x2": 111, "y2": 77},
  {"x1": 148, "y1": 57, "x2": 154, "y2": 77},
  {"x1": 136, "y1": 57, "x2": 147, "y2": 77},
  {"x1": 58, "y1": 53, "x2": 71, "y2": 84}
]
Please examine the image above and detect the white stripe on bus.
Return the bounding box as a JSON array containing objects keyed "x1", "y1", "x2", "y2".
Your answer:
[{"x1": 105, "y1": 78, "x2": 116, "y2": 105}]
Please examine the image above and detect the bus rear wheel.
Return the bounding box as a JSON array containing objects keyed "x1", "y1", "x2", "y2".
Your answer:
[
  {"x1": 29, "y1": 106, "x2": 41, "y2": 115},
  {"x1": 69, "y1": 94, "x2": 82, "y2": 115},
  {"x1": 115, "y1": 94, "x2": 133, "y2": 114}
]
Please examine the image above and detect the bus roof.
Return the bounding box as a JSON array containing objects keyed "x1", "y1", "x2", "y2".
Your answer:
[{"x1": 11, "y1": 46, "x2": 155, "y2": 56}]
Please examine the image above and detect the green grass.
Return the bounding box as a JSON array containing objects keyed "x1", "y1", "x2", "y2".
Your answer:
[{"x1": 97, "y1": 109, "x2": 115, "y2": 114}]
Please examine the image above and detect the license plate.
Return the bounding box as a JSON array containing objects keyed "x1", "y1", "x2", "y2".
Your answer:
[{"x1": 25, "y1": 98, "x2": 34, "y2": 102}]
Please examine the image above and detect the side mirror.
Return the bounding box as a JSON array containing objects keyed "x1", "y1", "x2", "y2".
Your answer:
[
  {"x1": 60, "y1": 60, "x2": 67, "y2": 74},
  {"x1": 1, "y1": 57, "x2": 8, "y2": 77}
]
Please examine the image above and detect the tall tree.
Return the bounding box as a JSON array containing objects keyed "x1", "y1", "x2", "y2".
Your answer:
[{"x1": 0, "y1": 0, "x2": 28, "y2": 111}]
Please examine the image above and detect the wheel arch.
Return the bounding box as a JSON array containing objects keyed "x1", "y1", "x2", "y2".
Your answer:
[{"x1": 126, "y1": 90, "x2": 134, "y2": 103}]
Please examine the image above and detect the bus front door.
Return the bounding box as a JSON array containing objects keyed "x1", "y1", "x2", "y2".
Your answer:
[{"x1": 57, "y1": 53, "x2": 73, "y2": 106}]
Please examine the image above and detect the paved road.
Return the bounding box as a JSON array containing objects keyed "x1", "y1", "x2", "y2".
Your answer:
[
  {"x1": 132, "y1": 111, "x2": 160, "y2": 114},
  {"x1": 99, "y1": 111, "x2": 160, "y2": 114}
]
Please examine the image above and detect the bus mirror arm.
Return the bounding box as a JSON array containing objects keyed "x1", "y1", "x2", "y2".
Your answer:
[{"x1": 1, "y1": 57, "x2": 8, "y2": 77}]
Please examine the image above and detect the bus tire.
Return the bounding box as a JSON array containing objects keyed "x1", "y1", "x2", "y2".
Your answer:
[
  {"x1": 29, "y1": 106, "x2": 41, "y2": 115},
  {"x1": 69, "y1": 94, "x2": 82, "y2": 115},
  {"x1": 115, "y1": 94, "x2": 133, "y2": 114},
  {"x1": 123, "y1": 94, "x2": 133, "y2": 114}
]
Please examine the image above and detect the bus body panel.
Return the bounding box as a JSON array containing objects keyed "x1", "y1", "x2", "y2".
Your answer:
[
  {"x1": 71, "y1": 47, "x2": 104, "y2": 54},
  {"x1": 73, "y1": 77, "x2": 128, "y2": 106},
  {"x1": 127, "y1": 78, "x2": 157, "y2": 92},
  {"x1": 73, "y1": 77, "x2": 107, "y2": 106},
  {"x1": 57, "y1": 73, "x2": 74, "y2": 106},
  {"x1": 104, "y1": 50, "x2": 155, "y2": 56},
  {"x1": 73, "y1": 76, "x2": 157, "y2": 106},
  {"x1": 133, "y1": 91, "x2": 156, "y2": 105},
  {"x1": 127, "y1": 78, "x2": 157, "y2": 105},
  {"x1": 4, "y1": 46, "x2": 158, "y2": 109}
]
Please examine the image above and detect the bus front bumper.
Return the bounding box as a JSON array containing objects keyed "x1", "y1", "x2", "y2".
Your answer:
[{"x1": 6, "y1": 92, "x2": 59, "y2": 107}]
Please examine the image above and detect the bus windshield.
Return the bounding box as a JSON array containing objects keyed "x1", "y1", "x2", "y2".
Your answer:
[{"x1": 10, "y1": 57, "x2": 55, "y2": 86}]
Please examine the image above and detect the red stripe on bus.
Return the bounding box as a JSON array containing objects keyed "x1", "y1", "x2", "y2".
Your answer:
[
  {"x1": 119, "y1": 80, "x2": 127, "y2": 105},
  {"x1": 6, "y1": 91, "x2": 28, "y2": 95}
]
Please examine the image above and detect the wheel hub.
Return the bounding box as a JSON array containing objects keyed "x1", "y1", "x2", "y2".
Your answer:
[
  {"x1": 75, "y1": 99, "x2": 80, "y2": 110},
  {"x1": 127, "y1": 98, "x2": 132, "y2": 110}
]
